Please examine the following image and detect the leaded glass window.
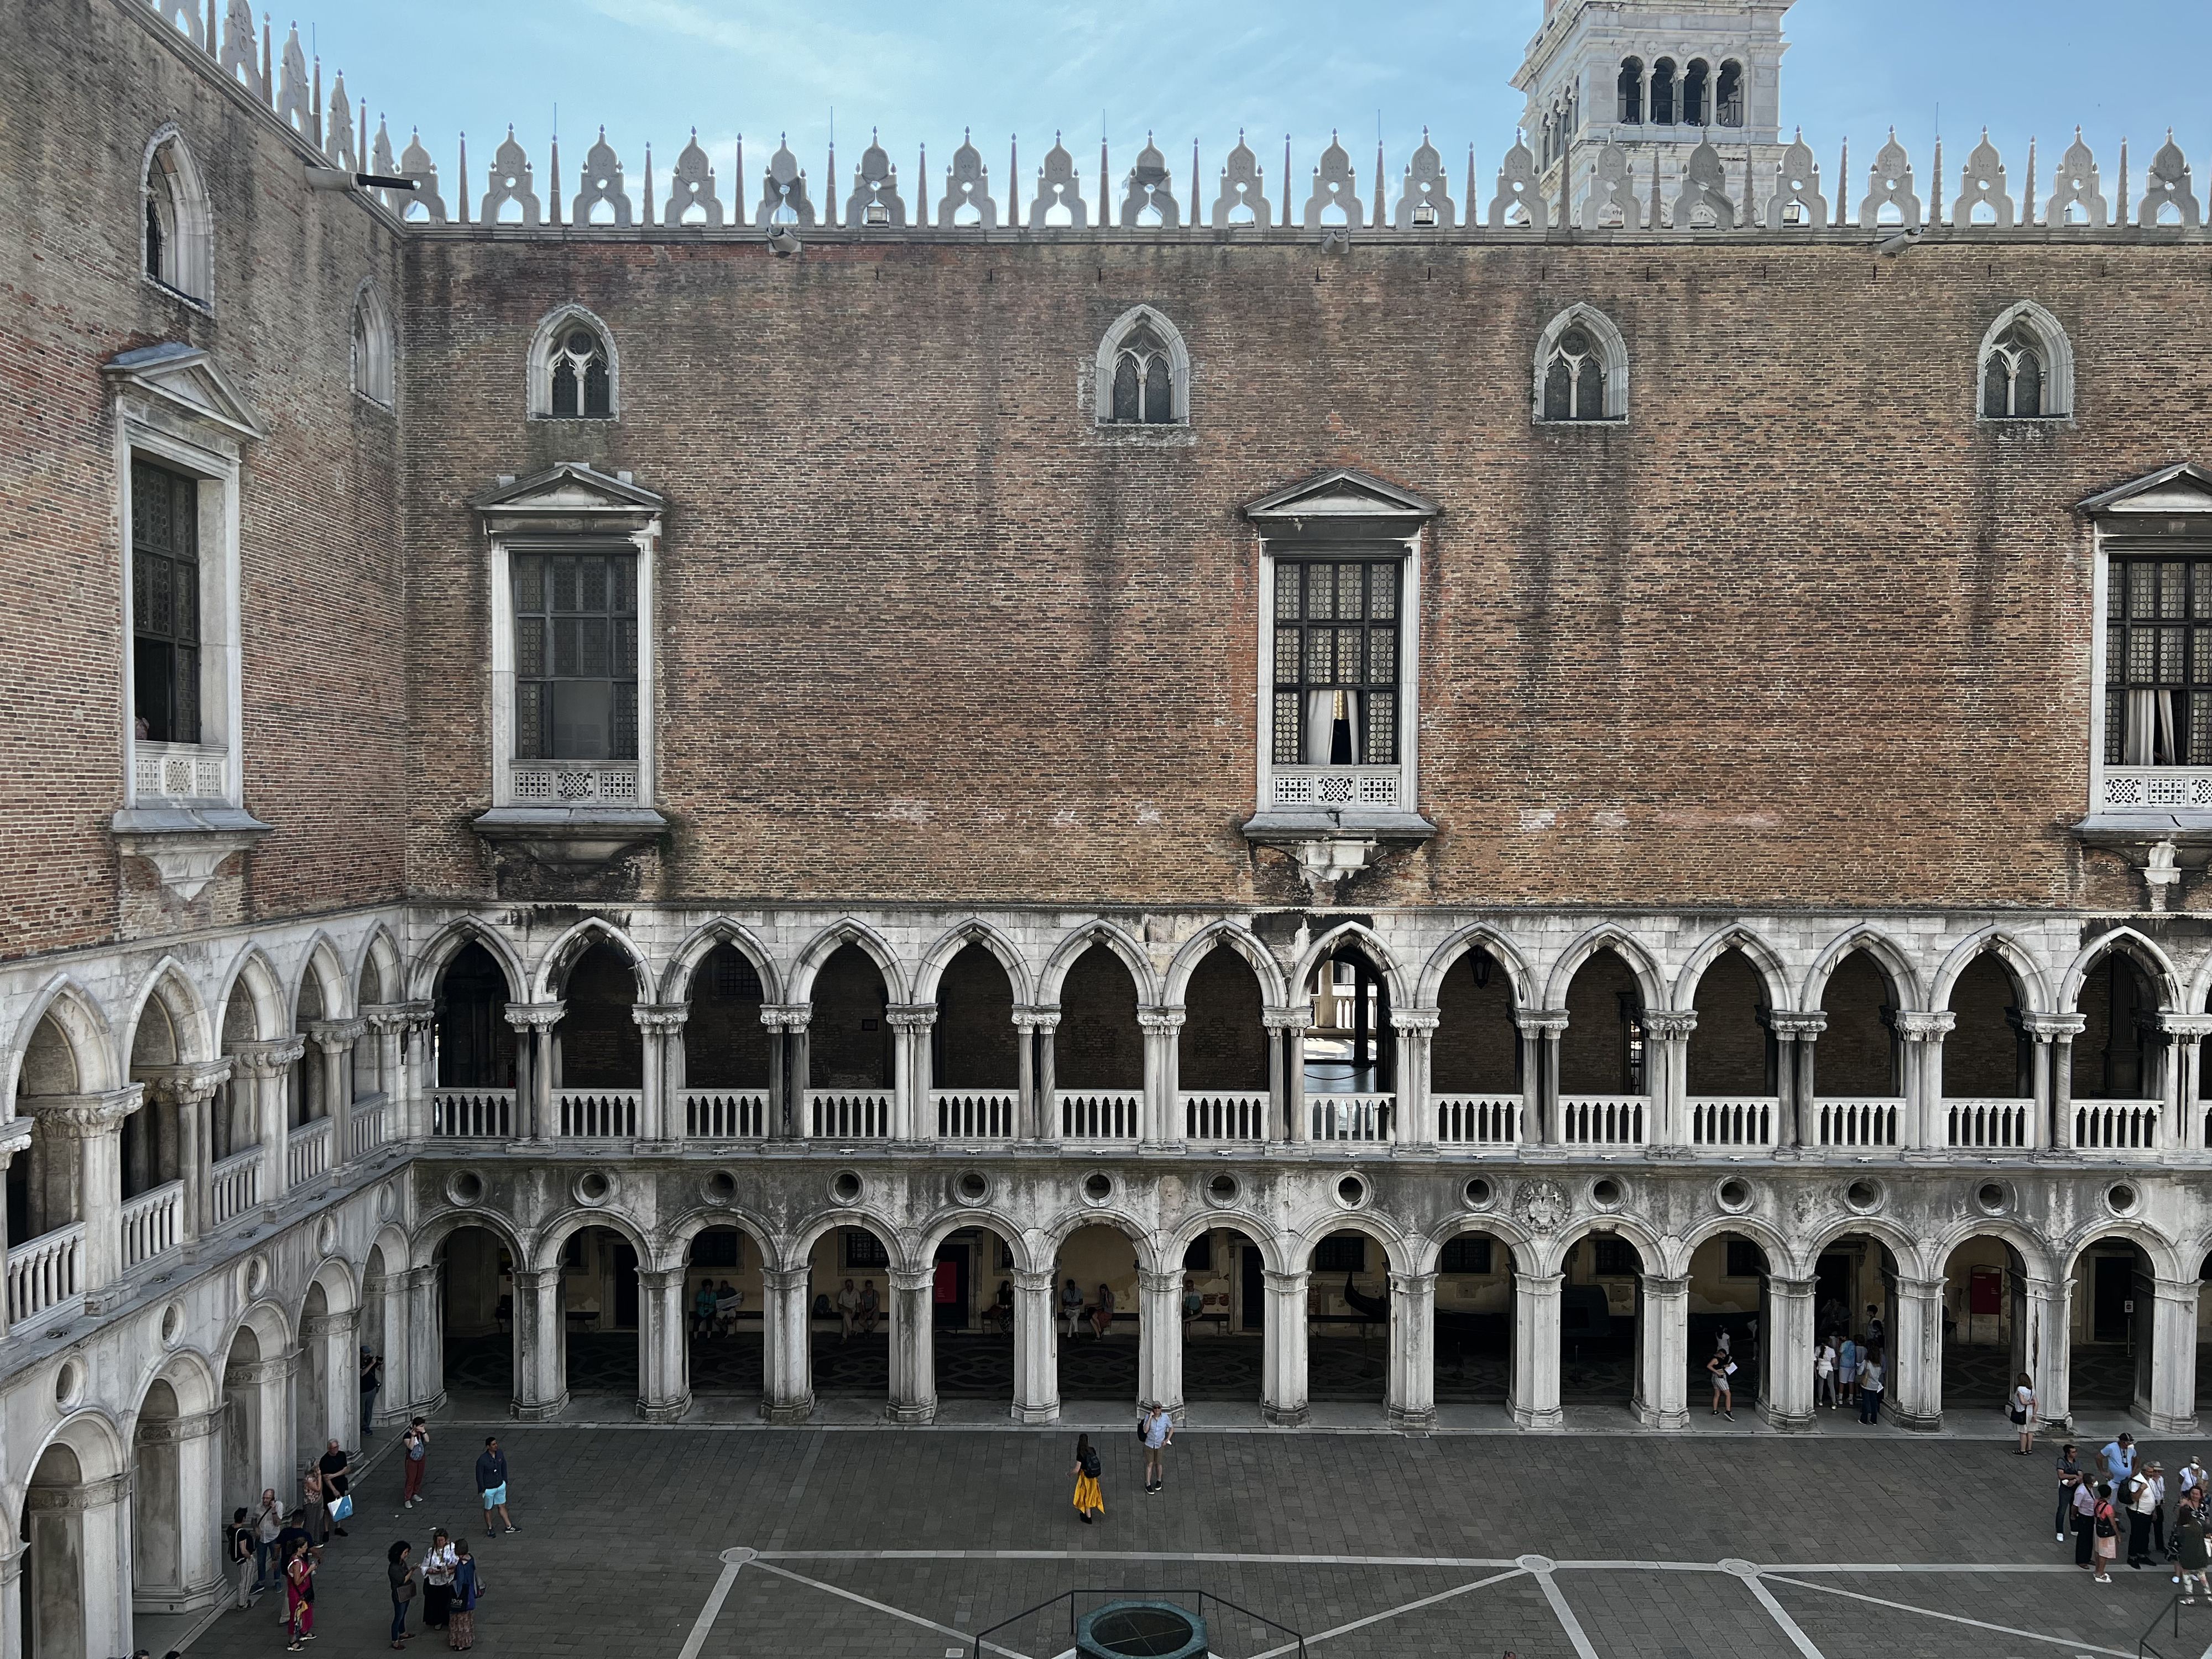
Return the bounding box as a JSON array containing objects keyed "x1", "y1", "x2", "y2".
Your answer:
[
  {"x1": 1543, "y1": 327, "x2": 1608, "y2": 421},
  {"x1": 1271, "y1": 559, "x2": 1400, "y2": 767},
  {"x1": 131, "y1": 459, "x2": 199, "y2": 744},
  {"x1": 549, "y1": 326, "x2": 612, "y2": 419},
  {"x1": 2106, "y1": 557, "x2": 2212, "y2": 766},
  {"x1": 513, "y1": 550, "x2": 639, "y2": 760},
  {"x1": 1981, "y1": 321, "x2": 2045, "y2": 419},
  {"x1": 1108, "y1": 326, "x2": 1176, "y2": 424}
]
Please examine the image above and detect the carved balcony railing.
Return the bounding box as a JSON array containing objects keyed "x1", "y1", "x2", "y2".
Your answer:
[
  {"x1": 1811, "y1": 1098, "x2": 1902, "y2": 1149},
  {"x1": 1947, "y1": 1098, "x2": 2032, "y2": 1150},
  {"x1": 1269, "y1": 767, "x2": 1401, "y2": 810},
  {"x1": 1183, "y1": 1091, "x2": 1269, "y2": 1144},
  {"x1": 286, "y1": 1117, "x2": 333, "y2": 1189},
  {"x1": 1434, "y1": 1094, "x2": 1521, "y2": 1147},
  {"x1": 683, "y1": 1089, "x2": 768, "y2": 1139},
  {"x1": 1058, "y1": 1089, "x2": 1142, "y2": 1142},
  {"x1": 348, "y1": 1093, "x2": 388, "y2": 1157},
  {"x1": 558, "y1": 1089, "x2": 640, "y2": 1138},
  {"x1": 6, "y1": 1222, "x2": 84, "y2": 1324},
  {"x1": 121, "y1": 1180, "x2": 183, "y2": 1268},
  {"x1": 133, "y1": 740, "x2": 229, "y2": 804},
  {"x1": 935, "y1": 1090, "x2": 1020, "y2": 1141},
  {"x1": 503, "y1": 758, "x2": 640, "y2": 806},
  {"x1": 1690, "y1": 1096, "x2": 1777, "y2": 1149},
  {"x1": 1559, "y1": 1095, "x2": 1648, "y2": 1147},
  {"x1": 211, "y1": 1147, "x2": 262, "y2": 1224},
  {"x1": 430, "y1": 1088, "x2": 514, "y2": 1138},
  {"x1": 2074, "y1": 1099, "x2": 2161, "y2": 1154},
  {"x1": 807, "y1": 1090, "x2": 893, "y2": 1140},
  {"x1": 1310, "y1": 1093, "x2": 1394, "y2": 1142}
]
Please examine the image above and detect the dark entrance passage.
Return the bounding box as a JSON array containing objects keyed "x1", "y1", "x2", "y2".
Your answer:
[
  {"x1": 2073, "y1": 1238, "x2": 2150, "y2": 1410},
  {"x1": 1433, "y1": 1230, "x2": 1510, "y2": 1404},
  {"x1": 563, "y1": 1226, "x2": 641, "y2": 1397},
  {"x1": 810, "y1": 1224, "x2": 893, "y2": 1398},
  {"x1": 932, "y1": 1227, "x2": 1016, "y2": 1401}
]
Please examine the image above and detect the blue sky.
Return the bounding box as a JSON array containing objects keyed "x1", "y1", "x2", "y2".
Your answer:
[{"x1": 298, "y1": 1, "x2": 2210, "y2": 217}]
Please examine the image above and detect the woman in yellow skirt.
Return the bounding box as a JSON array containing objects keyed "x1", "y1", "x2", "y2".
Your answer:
[{"x1": 1071, "y1": 1433, "x2": 1104, "y2": 1524}]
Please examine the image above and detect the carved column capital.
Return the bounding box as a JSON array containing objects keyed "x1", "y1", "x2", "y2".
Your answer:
[
  {"x1": 1640, "y1": 1008, "x2": 1699, "y2": 1040},
  {"x1": 1389, "y1": 1008, "x2": 1443, "y2": 1034},
  {"x1": 137, "y1": 1059, "x2": 234, "y2": 1105},
  {"x1": 305, "y1": 1018, "x2": 367, "y2": 1054},
  {"x1": 1890, "y1": 1009, "x2": 1957, "y2": 1042},
  {"x1": 884, "y1": 1004, "x2": 939, "y2": 1031},
  {"x1": 630, "y1": 1003, "x2": 691, "y2": 1033},
  {"x1": 1137, "y1": 1008, "x2": 1188, "y2": 1033},
  {"x1": 1013, "y1": 1007, "x2": 1062, "y2": 1032},
  {"x1": 1764, "y1": 1010, "x2": 1828, "y2": 1041},
  {"x1": 22, "y1": 1086, "x2": 143, "y2": 1136},
  {"x1": 227, "y1": 1037, "x2": 305, "y2": 1079},
  {"x1": 2156, "y1": 1013, "x2": 2212, "y2": 1039},
  {"x1": 1260, "y1": 1006, "x2": 1310, "y2": 1032},
  {"x1": 2018, "y1": 1011, "x2": 2089, "y2": 1040},
  {"x1": 758, "y1": 1004, "x2": 812, "y2": 1033},
  {"x1": 503, "y1": 1001, "x2": 566, "y2": 1034},
  {"x1": 1514, "y1": 1008, "x2": 1571, "y2": 1036}
]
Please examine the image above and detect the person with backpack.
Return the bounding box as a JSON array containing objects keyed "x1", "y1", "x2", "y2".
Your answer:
[
  {"x1": 2011, "y1": 1373, "x2": 2037, "y2": 1454},
  {"x1": 2093, "y1": 1482, "x2": 2121, "y2": 1583},
  {"x1": 2127, "y1": 1467, "x2": 2160, "y2": 1568},
  {"x1": 2179, "y1": 1493, "x2": 2211, "y2": 1600},
  {"x1": 2054, "y1": 1444, "x2": 2084, "y2": 1544},
  {"x1": 226, "y1": 1507, "x2": 257, "y2": 1608},
  {"x1": 1071, "y1": 1433, "x2": 1104, "y2": 1525}
]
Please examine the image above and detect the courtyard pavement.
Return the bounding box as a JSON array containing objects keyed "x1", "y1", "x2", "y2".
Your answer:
[{"x1": 175, "y1": 1408, "x2": 2212, "y2": 1659}]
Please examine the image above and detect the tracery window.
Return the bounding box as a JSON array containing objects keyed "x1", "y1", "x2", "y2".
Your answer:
[
  {"x1": 131, "y1": 459, "x2": 200, "y2": 743},
  {"x1": 351, "y1": 283, "x2": 395, "y2": 407},
  {"x1": 1272, "y1": 559, "x2": 1399, "y2": 767},
  {"x1": 549, "y1": 326, "x2": 612, "y2": 419},
  {"x1": 1981, "y1": 320, "x2": 2046, "y2": 418},
  {"x1": 1111, "y1": 325, "x2": 1175, "y2": 424},
  {"x1": 512, "y1": 550, "x2": 638, "y2": 760},
  {"x1": 2105, "y1": 557, "x2": 2212, "y2": 767},
  {"x1": 1543, "y1": 327, "x2": 1607, "y2": 421},
  {"x1": 142, "y1": 129, "x2": 212, "y2": 300}
]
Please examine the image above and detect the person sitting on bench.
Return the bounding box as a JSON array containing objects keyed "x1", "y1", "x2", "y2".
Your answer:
[{"x1": 1090, "y1": 1282, "x2": 1116, "y2": 1339}]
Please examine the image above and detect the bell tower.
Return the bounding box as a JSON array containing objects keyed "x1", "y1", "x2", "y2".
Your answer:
[{"x1": 1513, "y1": 0, "x2": 1794, "y2": 226}]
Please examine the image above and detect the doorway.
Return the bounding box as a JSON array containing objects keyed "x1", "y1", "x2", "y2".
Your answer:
[
  {"x1": 2094, "y1": 1255, "x2": 2132, "y2": 1343},
  {"x1": 933, "y1": 1238, "x2": 970, "y2": 1331}
]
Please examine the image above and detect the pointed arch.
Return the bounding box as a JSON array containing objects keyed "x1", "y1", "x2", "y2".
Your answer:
[
  {"x1": 210, "y1": 943, "x2": 285, "y2": 1046},
  {"x1": 1803, "y1": 926, "x2": 1924, "y2": 1011},
  {"x1": 128, "y1": 1345, "x2": 221, "y2": 1421},
  {"x1": 219, "y1": 1297, "x2": 296, "y2": 1366},
  {"x1": 1931, "y1": 927, "x2": 2050, "y2": 1014},
  {"x1": 7, "y1": 974, "x2": 120, "y2": 1102},
  {"x1": 1978, "y1": 299, "x2": 2073, "y2": 420},
  {"x1": 1093, "y1": 304, "x2": 1190, "y2": 426},
  {"x1": 789, "y1": 917, "x2": 909, "y2": 1005},
  {"x1": 657, "y1": 917, "x2": 781, "y2": 1004},
  {"x1": 659, "y1": 1206, "x2": 780, "y2": 1274},
  {"x1": 528, "y1": 302, "x2": 619, "y2": 419},
  {"x1": 290, "y1": 930, "x2": 353, "y2": 1021},
  {"x1": 1799, "y1": 1212, "x2": 1940, "y2": 1282},
  {"x1": 23, "y1": 1408, "x2": 131, "y2": 1489},
  {"x1": 294, "y1": 1255, "x2": 361, "y2": 1323},
  {"x1": 1162, "y1": 921, "x2": 1287, "y2": 1007},
  {"x1": 915, "y1": 919, "x2": 1036, "y2": 1006},
  {"x1": 122, "y1": 956, "x2": 213, "y2": 1067},
  {"x1": 2060, "y1": 927, "x2": 2182, "y2": 1014},
  {"x1": 356, "y1": 925, "x2": 405, "y2": 1009},
  {"x1": 1039, "y1": 920, "x2": 1159, "y2": 1007},
  {"x1": 1418, "y1": 925, "x2": 1536, "y2": 1009},
  {"x1": 531, "y1": 915, "x2": 654, "y2": 1002},
  {"x1": 1533, "y1": 302, "x2": 1629, "y2": 422},
  {"x1": 411, "y1": 914, "x2": 528, "y2": 1004},
  {"x1": 1287, "y1": 920, "x2": 1412, "y2": 1008},
  {"x1": 141, "y1": 123, "x2": 213, "y2": 301},
  {"x1": 351, "y1": 277, "x2": 396, "y2": 407},
  {"x1": 1541, "y1": 924, "x2": 1666, "y2": 1010},
  {"x1": 1672, "y1": 925, "x2": 1794, "y2": 1010}
]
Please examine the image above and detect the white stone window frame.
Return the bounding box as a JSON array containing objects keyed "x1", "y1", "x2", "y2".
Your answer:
[
  {"x1": 526, "y1": 304, "x2": 621, "y2": 421},
  {"x1": 1532, "y1": 303, "x2": 1630, "y2": 424},
  {"x1": 114, "y1": 398, "x2": 246, "y2": 813},
  {"x1": 487, "y1": 526, "x2": 660, "y2": 810},
  {"x1": 2088, "y1": 520, "x2": 2212, "y2": 817},
  {"x1": 351, "y1": 278, "x2": 397, "y2": 412},
  {"x1": 1254, "y1": 530, "x2": 1425, "y2": 821},
  {"x1": 140, "y1": 123, "x2": 215, "y2": 309},
  {"x1": 1977, "y1": 300, "x2": 2075, "y2": 423},
  {"x1": 1082, "y1": 305, "x2": 1196, "y2": 447}
]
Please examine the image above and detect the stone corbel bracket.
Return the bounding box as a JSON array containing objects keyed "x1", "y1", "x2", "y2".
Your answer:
[{"x1": 111, "y1": 810, "x2": 274, "y2": 901}]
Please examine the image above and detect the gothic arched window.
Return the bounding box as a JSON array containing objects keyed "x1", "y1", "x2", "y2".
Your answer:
[
  {"x1": 1535, "y1": 306, "x2": 1629, "y2": 424},
  {"x1": 351, "y1": 282, "x2": 395, "y2": 408},
  {"x1": 142, "y1": 127, "x2": 213, "y2": 300},
  {"x1": 1651, "y1": 59, "x2": 1678, "y2": 126},
  {"x1": 1681, "y1": 60, "x2": 1710, "y2": 127},
  {"x1": 1094, "y1": 305, "x2": 1189, "y2": 427},
  {"x1": 529, "y1": 307, "x2": 619, "y2": 420},
  {"x1": 1978, "y1": 302, "x2": 2073, "y2": 420},
  {"x1": 1617, "y1": 58, "x2": 1644, "y2": 125},
  {"x1": 1715, "y1": 61, "x2": 1745, "y2": 127}
]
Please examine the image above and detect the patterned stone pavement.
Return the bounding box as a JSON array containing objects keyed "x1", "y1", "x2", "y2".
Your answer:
[{"x1": 179, "y1": 1418, "x2": 2212, "y2": 1659}]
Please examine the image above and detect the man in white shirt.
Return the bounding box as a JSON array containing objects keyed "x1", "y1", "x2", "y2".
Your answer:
[
  {"x1": 2128, "y1": 1466, "x2": 2161, "y2": 1568},
  {"x1": 2150, "y1": 1462, "x2": 2170, "y2": 1558}
]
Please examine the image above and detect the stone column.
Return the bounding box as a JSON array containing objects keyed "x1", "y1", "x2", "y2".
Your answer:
[
  {"x1": 1137, "y1": 1267, "x2": 1185, "y2": 1421},
  {"x1": 1766, "y1": 1011, "x2": 1824, "y2": 1154},
  {"x1": 1633, "y1": 1274, "x2": 1690, "y2": 1429},
  {"x1": 1011, "y1": 1267, "x2": 1060, "y2": 1424},
  {"x1": 761, "y1": 1265, "x2": 815, "y2": 1423},
  {"x1": 887, "y1": 1267, "x2": 936, "y2": 1424},
  {"x1": 638, "y1": 1265, "x2": 691, "y2": 1422},
  {"x1": 0, "y1": 1121, "x2": 23, "y2": 1338},
  {"x1": 1516, "y1": 1010, "x2": 1568, "y2": 1149},
  {"x1": 503, "y1": 1003, "x2": 564, "y2": 1142},
  {"x1": 2018, "y1": 1011, "x2": 2081, "y2": 1152},
  {"x1": 300, "y1": 1306, "x2": 362, "y2": 1450},
  {"x1": 0, "y1": 1538, "x2": 20, "y2": 1659},
  {"x1": 1014, "y1": 1009, "x2": 1057, "y2": 1141},
  {"x1": 885, "y1": 1005, "x2": 938, "y2": 1144},
  {"x1": 22, "y1": 1087, "x2": 140, "y2": 1305},
  {"x1": 305, "y1": 1018, "x2": 364, "y2": 1166},
  {"x1": 403, "y1": 1265, "x2": 448, "y2": 1415},
  {"x1": 1884, "y1": 1275, "x2": 1943, "y2": 1431},
  {"x1": 1640, "y1": 1009, "x2": 1698, "y2": 1155},
  {"x1": 1138, "y1": 1009, "x2": 1186, "y2": 1149},
  {"x1": 1386, "y1": 1269, "x2": 1437, "y2": 1431},
  {"x1": 25, "y1": 1470, "x2": 132, "y2": 1659},
  {"x1": 1508, "y1": 1270, "x2": 1564, "y2": 1430},
  {"x1": 228, "y1": 1355, "x2": 296, "y2": 1500},
  {"x1": 759, "y1": 1005, "x2": 807, "y2": 1139},
  {"x1": 630, "y1": 1005, "x2": 689, "y2": 1144},
  {"x1": 1761, "y1": 1275, "x2": 1817, "y2": 1431},
  {"x1": 1260, "y1": 1268, "x2": 1311, "y2": 1426},
  {"x1": 1014, "y1": 1009, "x2": 1037, "y2": 1137},
  {"x1": 133, "y1": 1406, "x2": 224, "y2": 1613},
  {"x1": 1891, "y1": 1010, "x2": 1954, "y2": 1152},
  {"x1": 361, "y1": 1005, "x2": 409, "y2": 1134},
  {"x1": 2158, "y1": 1014, "x2": 2212, "y2": 1155},
  {"x1": 137, "y1": 1061, "x2": 230, "y2": 1244},
  {"x1": 1390, "y1": 1010, "x2": 1441, "y2": 1150},
  {"x1": 1262, "y1": 1008, "x2": 1302, "y2": 1143},
  {"x1": 510, "y1": 1266, "x2": 568, "y2": 1420},
  {"x1": 2019, "y1": 1272, "x2": 2074, "y2": 1429},
  {"x1": 2143, "y1": 1276, "x2": 2202, "y2": 1434},
  {"x1": 226, "y1": 1039, "x2": 300, "y2": 1213}
]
